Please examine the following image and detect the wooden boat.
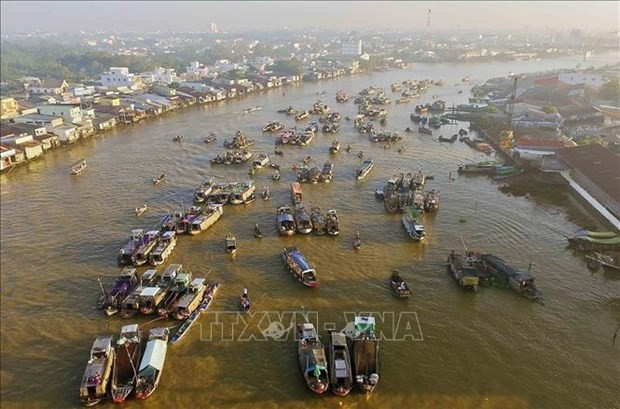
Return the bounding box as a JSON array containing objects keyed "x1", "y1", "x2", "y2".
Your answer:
[
  {"x1": 291, "y1": 182, "x2": 303, "y2": 205},
  {"x1": 585, "y1": 252, "x2": 620, "y2": 271},
  {"x1": 402, "y1": 206, "x2": 426, "y2": 241},
  {"x1": 152, "y1": 174, "x2": 165, "y2": 185},
  {"x1": 134, "y1": 230, "x2": 160, "y2": 266},
  {"x1": 134, "y1": 204, "x2": 148, "y2": 216},
  {"x1": 172, "y1": 135, "x2": 184, "y2": 142},
  {"x1": 69, "y1": 159, "x2": 87, "y2": 175},
  {"x1": 327, "y1": 331, "x2": 353, "y2": 396},
  {"x1": 320, "y1": 162, "x2": 334, "y2": 183},
  {"x1": 424, "y1": 189, "x2": 440, "y2": 212},
  {"x1": 229, "y1": 181, "x2": 256, "y2": 205},
  {"x1": 567, "y1": 230, "x2": 620, "y2": 251},
  {"x1": 110, "y1": 324, "x2": 142, "y2": 403},
  {"x1": 389, "y1": 269, "x2": 411, "y2": 298},
  {"x1": 240, "y1": 288, "x2": 251, "y2": 312},
  {"x1": 262, "y1": 187, "x2": 270, "y2": 200},
  {"x1": 297, "y1": 322, "x2": 329, "y2": 394},
  {"x1": 120, "y1": 269, "x2": 158, "y2": 319},
  {"x1": 157, "y1": 270, "x2": 192, "y2": 317},
  {"x1": 252, "y1": 154, "x2": 271, "y2": 170},
  {"x1": 97, "y1": 268, "x2": 139, "y2": 316},
  {"x1": 263, "y1": 121, "x2": 284, "y2": 132},
  {"x1": 325, "y1": 209, "x2": 340, "y2": 236},
  {"x1": 356, "y1": 158, "x2": 374, "y2": 180},
  {"x1": 353, "y1": 231, "x2": 362, "y2": 249},
  {"x1": 294, "y1": 204, "x2": 313, "y2": 234},
  {"x1": 134, "y1": 327, "x2": 169, "y2": 400},
  {"x1": 188, "y1": 204, "x2": 224, "y2": 235},
  {"x1": 447, "y1": 251, "x2": 481, "y2": 292},
  {"x1": 282, "y1": 247, "x2": 319, "y2": 288},
  {"x1": 438, "y1": 134, "x2": 457, "y2": 143},
  {"x1": 169, "y1": 282, "x2": 219, "y2": 345},
  {"x1": 295, "y1": 110, "x2": 309, "y2": 121},
  {"x1": 478, "y1": 254, "x2": 543, "y2": 302},
  {"x1": 243, "y1": 106, "x2": 262, "y2": 113},
  {"x1": 253, "y1": 223, "x2": 263, "y2": 238},
  {"x1": 193, "y1": 178, "x2": 215, "y2": 204},
  {"x1": 139, "y1": 264, "x2": 181, "y2": 315},
  {"x1": 418, "y1": 126, "x2": 432, "y2": 135},
  {"x1": 272, "y1": 170, "x2": 281, "y2": 180},
  {"x1": 149, "y1": 231, "x2": 177, "y2": 266},
  {"x1": 395, "y1": 97, "x2": 410, "y2": 104},
  {"x1": 457, "y1": 160, "x2": 498, "y2": 174},
  {"x1": 117, "y1": 229, "x2": 145, "y2": 266},
  {"x1": 79, "y1": 336, "x2": 115, "y2": 407},
  {"x1": 310, "y1": 207, "x2": 326, "y2": 235},
  {"x1": 225, "y1": 233, "x2": 237, "y2": 254},
  {"x1": 329, "y1": 140, "x2": 340, "y2": 154},
  {"x1": 173, "y1": 278, "x2": 208, "y2": 320},
  {"x1": 204, "y1": 134, "x2": 217, "y2": 144},
  {"x1": 351, "y1": 316, "x2": 380, "y2": 393},
  {"x1": 277, "y1": 206, "x2": 296, "y2": 236}
]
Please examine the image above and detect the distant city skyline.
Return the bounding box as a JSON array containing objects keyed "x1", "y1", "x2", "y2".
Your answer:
[{"x1": 1, "y1": 1, "x2": 619, "y2": 34}]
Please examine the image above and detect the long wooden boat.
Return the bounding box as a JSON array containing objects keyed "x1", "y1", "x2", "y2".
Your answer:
[
  {"x1": 120, "y1": 269, "x2": 158, "y2": 319},
  {"x1": 169, "y1": 282, "x2": 220, "y2": 345},
  {"x1": 157, "y1": 271, "x2": 192, "y2": 317},
  {"x1": 229, "y1": 181, "x2": 256, "y2": 205},
  {"x1": 79, "y1": 335, "x2": 115, "y2": 407},
  {"x1": 98, "y1": 267, "x2": 139, "y2": 316},
  {"x1": 139, "y1": 264, "x2": 181, "y2": 315},
  {"x1": 356, "y1": 158, "x2": 374, "y2": 180},
  {"x1": 351, "y1": 316, "x2": 380, "y2": 393},
  {"x1": 327, "y1": 331, "x2": 353, "y2": 396},
  {"x1": 134, "y1": 327, "x2": 168, "y2": 400},
  {"x1": 478, "y1": 254, "x2": 543, "y2": 302},
  {"x1": 298, "y1": 323, "x2": 329, "y2": 394},
  {"x1": 447, "y1": 251, "x2": 481, "y2": 292},
  {"x1": 173, "y1": 278, "x2": 208, "y2": 320},
  {"x1": 117, "y1": 229, "x2": 145, "y2": 266},
  {"x1": 110, "y1": 324, "x2": 142, "y2": 403},
  {"x1": 188, "y1": 204, "x2": 224, "y2": 235},
  {"x1": 282, "y1": 247, "x2": 319, "y2": 288},
  {"x1": 240, "y1": 288, "x2": 251, "y2": 312},
  {"x1": 325, "y1": 209, "x2": 340, "y2": 236},
  {"x1": 402, "y1": 206, "x2": 426, "y2": 241},
  {"x1": 424, "y1": 189, "x2": 440, "y2": 212},
  {"x1": 277, "y1": 206, "x2": 296, "y2": 236},
  {"x1": 134, "y1": 230, "x2": 160, "y2": 266},
  {"x1": 294, "y1": 204, "x2": 313, "y2": 234},
  {"x1": 291, "y1": 182, "x2": 303, "y2": 205},
  {"x1": 149, "y1": 231, "x2": 177, "y2": 266},
  {"x1": 389, "y1": 269, "x2": 412, "y2": 298},
  {"x1": 69, "y1": 159, "x2": 87, "y2": 175}
]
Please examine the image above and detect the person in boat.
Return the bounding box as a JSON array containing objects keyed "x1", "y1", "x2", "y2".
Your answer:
[
  {"x1": 358, "y1": 151, "x2": 364, "y2": 158},
  {"x1": 405, "y1": 127, "x2": 412, "y2": 132},
  {"x1": 346, "y1": 144, "x2": 352, "y2": 152},
  {"x1": 391, "y1": 270, "x2": 403, "y2": 283}
]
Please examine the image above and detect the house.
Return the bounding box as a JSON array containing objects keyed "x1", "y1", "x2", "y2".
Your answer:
[
  {"x1": 93, "y1": 104, "x2": 137, "y2": 124},
  {"x1": 0, "y1": 144, "x2": 18, "y2": 172},
  {"x1": 36, "y1": 103, "x2": 83, "y2": 124},
  {"x1": 100, "y1": 67, "x2": 141, "y2": 89},
  {"x1": 598, "y1": 105, "x2": 620, "y2": 127},
  {"x1": 556, "y1": 144, "x2": 620, "y2": 222},
  {"x1": 0, "y1": 122, "x2": 58, "y2": 149},
  {"x1": 139, "y1": 67, "x2": 178, "y2": 85},
  {"x1": 558, "y1": 72, "x2": 604, "y2": 89},
  {"x1": 0, "y1": 97, "x2": 19, "y2": 120},
  {"x1": 13, "y1": 114, "x2": 64, "y2": 133},
  {"x1": 92, "y1": 114, "x2": 118, "y2": 132},
  {"x1": 513, "y1": 109, "x2": 564, "y2": 130},
  {"x1": 186, "y1": 61, "x2": 209, "y2": 78},
  {"x1": 0, "y1": 134, "x2": 44, "y2": 160},
  {"x1": 51, "y1": 125, "x2": 78, "y2": 144},
  {"x1": 99, "y1": 96, "x2": 121, "y2": 106},
  {"x1": 513, "y1": 138, "x2": 575, "y2": 161},
  {"x1": 30, "y1": 79, "x2": 69, "y2": 95},
  {"x1": 558, "y1": 105, "x2": 603, "y2": 123},
  {"x1": 16, "y1": 99, "x2": 38, "y2": 115}
]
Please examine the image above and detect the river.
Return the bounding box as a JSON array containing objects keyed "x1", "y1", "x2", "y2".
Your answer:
[{"x1": 1, "y1": 52, "x2": 619, "y2": 409}]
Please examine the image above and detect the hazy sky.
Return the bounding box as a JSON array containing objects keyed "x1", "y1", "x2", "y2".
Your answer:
[{"x1": 1, "y1": 1, "x2": 619, "y2": 34}]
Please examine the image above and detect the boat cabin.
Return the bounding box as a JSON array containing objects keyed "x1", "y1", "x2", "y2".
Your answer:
[
  {"x1": 139, "y1": 287, "x2": 164, "y2": 308},
  {"x1": 353, "y1": 316, "x2": 376, "y2": 339},
  {"x1": 141, "y1": 269, "x2": 158, "y2": 285},
  {"x1": 291, "y1": 182, "x2": 303, "y2": 205},
  {"x1": 174, "y1": 278, "x2": 206, "y2": 318},
  {"x1": 119, "y1": 324, "x2": 140, "y2": 343}
]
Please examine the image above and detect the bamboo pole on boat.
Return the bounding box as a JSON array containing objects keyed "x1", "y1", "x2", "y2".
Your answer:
[{"x1": 97, "y1": 277, "x2": 107, "y2": 297}]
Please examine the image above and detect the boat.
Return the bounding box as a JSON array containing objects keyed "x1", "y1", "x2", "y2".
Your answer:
[
  {"x1": 389, "y1": 269, "x2": 412, "y2": 298},
  {"x1": 585, "y1": 252, "x2": 620, "y2": 271},
  {"x1": 291, "y1": 182, "x2": 303, "y2": 205},
  {"x1": 110, "y1": 324, "x2": 142, "y2": 403},
  {"x1": 156, "y1": 270, "x2": 192, "y2": 318},
  {"x1": 225, "y1": 233, "x2": 237, "y2": 254},
  {"x1": 294, "y1": 204, "x2": 313, "y2": 234},
  {"x1": 69, "y1": 159, "x2": 87, "y2": 175},
  {"x1": 204, "y1": 134, "x2": 217, "y2": 144},
  {"x1": 134, "y1": 204, "x2": 148, "y2": 216},
  {"x1": 152, "y1": 174, "x2": 165, "y2": 185},
  {"x1": 402, "y1": 206, "x2": 426, "y2": 241},
  {"x1": 567, "y1": 231, "x2": 620, "y2": 251},
  {"x1": 457, "y1": 160, "x2": 499, "y2": 174},
  {"x1": 253, "y1": 223, "x2": 263, "y2": 238},
  {"x1": 252, "y1": 154, "x2": 271, "y2": 169},
  {"x1": 134, "y1": 230, "x2": 160, "y2": 266},
  {"x1": 351, "y1": 316, "x2": 380, "y2": 393},
  {"x1": 172, "y1": 135, "x2": 184, "y2": 142},
  {"x1": 149, "y1": 231, "x2": 177, "y2": 266},
  {"x1": 310, "y1": 207, "x2": 326, "y2": 235},
  {"x1": 329, "y1": 140, "x2": 340, "y2": 154},
  {"x1": 139, "y1": 264, "x2": 181, "y2": 315},
  {"x1": 447, "y1": 251, "x2": 481, "y2": 292},
  {"x1": 97, "y1": 268, "x2": 139, "y2": 316},
  {"x1": 188, "y1": 204, "x2": 224, "y2": 235},
  {"x1": 277, "y1": 206, "x2": 296, "y2": 236},
  {"x1": 173, "y1": 277, "x2": 208, "y2": 320},
  {"x1": 353, "y1": 231, "x2": 362, "y2": 249},
  {"x1": 79, "y1": 335, "x2": 115, "y2": 407},
  {"x1": 262, "y1": 186, "x2": 270, "y2": 200},
  {"x1": 119, "y1": 269, "x2": 158, "y2": 319},
  {"x1": 295, "y1": 110, "x2": 309, "y2": 121},
  {"x1": 117, "y1": 229, "x2": 145, "y2": 266},
  {"x1": 356, "y1": 158, "x2": 374, "y2": 180},
  {"x1": 229, "y1": 181, "x2": 256, "y2": 205},
  {"x1": 193, "y1": 178, "x2": 215, "y2": 204},
  {"x1": 263, "y1": 121, "x2": 284, "y2": 132},
  {"x1": 320, "y1": 162, "x2": 334, "y2": 183},
  {"x1": 134, "y1": 327, "x2": 169, "y2": 400},
  {"x1": 240, "y1": 288, "x2": 251, "y2": 312},
  {"x1": 169, "y1": 282, "x2": 219, "y2": 345},
  {"x1": 424, "y1": 189, "x2": 440, "y2": 212},
  {"x1": 325, "y1": 209, "x2": 340, "y2": 236},
  {"x1": 244, "y1": 106, "x2": 262, "y2": 113},
  {"x1": 297, "y1": 322, "x2": 329, "y2": 394},
  {"x1": 438, "y1": 134, "x2": 457, "y2": 143},
  {"x1": 272, "y1": 170, "x2": 281, "y2": 180},
  {"x1": 327, "y1": 331, "x2": 353, "y2": 396},
  {"x1": 478, "y1": 254, "x2": 543, "y2": 302},
  {"x1": 223, "y1": 131, "x2": 256, "y2": 150},
  {"x1": 395, "y1": 97, "x2": 410, "y2": 104},
  {"x1": 282, "y1": 247, "x2": 319, "y2": 288},
  {"x1": 375, "y1": 189, "x2": 385, "y2": 199},
  {"x1": 418, "y1": 126, "x2": 432, "y2": 135}
]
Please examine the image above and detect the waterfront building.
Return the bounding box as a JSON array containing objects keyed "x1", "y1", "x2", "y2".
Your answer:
[
  {"x1": 185, "y1": 61, "x2": 209, "y2": 78},
  {"x1": 100, "y1": 67, "x2": 141, "y2": 89},
  {"x1": 36, "y1": 103, "x2": 83, "y2": 124},
  {"x1": 139, "y1": 67, "x2": 178, "y2": 85},
  {"x1": 0, "y1": 97, "x2": 19, "y2": 120},
  {"x1": 29, "y1": 79, "x2": 69, "y2": 95},
  {"x1": 341, "y1": 39, "x2": 362, "y2": 56},
  {"x1": 0, "y1": 144, "x2": 17, "y2": 172},
  {"x1": 557, "y1": 72, "x2": 604, "y2": 89}
]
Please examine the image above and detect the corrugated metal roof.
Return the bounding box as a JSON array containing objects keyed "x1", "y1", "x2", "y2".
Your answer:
[{"x1": 139, "y1": 339, "x2": 167, "y2": 372}]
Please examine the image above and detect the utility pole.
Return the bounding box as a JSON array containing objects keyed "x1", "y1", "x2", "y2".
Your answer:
[{"x1": 426, "y1": 9, "x2": 432, "y2": 38}]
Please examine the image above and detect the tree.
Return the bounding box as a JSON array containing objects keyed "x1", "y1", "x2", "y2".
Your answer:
[
  {"x1": 600, "y1": 80, "x2": 620, "y2": 102},
  {"x1": 576, "y1": 135, "x2": 604, "y2": 146},
  {"x1": 542, "y1": 105, "x2": 558, "y2": 114}
]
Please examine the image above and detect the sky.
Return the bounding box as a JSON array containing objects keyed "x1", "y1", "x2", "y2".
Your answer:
[{"x1": 1, "y1": 1, "x2": 619, "y2": 34}]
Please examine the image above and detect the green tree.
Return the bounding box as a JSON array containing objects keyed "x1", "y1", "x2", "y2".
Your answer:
[
  {"x1": 542, "y1": 105, "x2": 558, "y2": 114},
  {"x1": 576, "y1": 135, "x2": 604, "y2": 145},
  {"x1": 600, "y1": 80, "x2": 620, "y2": 102}
]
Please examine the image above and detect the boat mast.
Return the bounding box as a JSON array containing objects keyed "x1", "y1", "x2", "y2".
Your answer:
[{"x1": 97, "y1": 277, "x2": 107, "y2": 297}]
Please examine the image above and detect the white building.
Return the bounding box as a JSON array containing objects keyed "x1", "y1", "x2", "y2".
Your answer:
[
  {"x1": 558, "y1": 72, "x2": 604, "y2": 89},
  {"x1": 100, "y1": 67, "x2": 141, "y2": 89},
  {"x1": 139, "y1": 67, "x2": 178, "y2": 85},
  {"x1": 341, "y1": 40, "x2": 362, "y2": 56},
  {"x1": 186, "y1": 61, "x2": 209, "y2": 78}
]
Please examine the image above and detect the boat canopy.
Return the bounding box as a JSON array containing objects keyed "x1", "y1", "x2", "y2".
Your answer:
[
  {"x1": 354, "y1": 316, "x2": 376, "y2": 334},
  {"x1": 161, "y1": 231, "x2": 176, "y2": 240},
  {"x1": 331, "y1": 332, "x2": 347, "y2": 346},
  {"x1": 91, "y1": 336, "x2": 113, "y2": 357},
  {"x1": 139, "y1": 338, "x2": 167, "y2": 372},
  {"x1": 140, "y1": 287, "x2": 161, "y2": 297},
  {"x1": 189, "y1": 278, "x2": 205, "y2": 290},
  {"x1": 289, "y1": 249, "x2": 312, "y2": 272},
  {"x1": 142, "y1": 270, "x2": 157, "y2": 282},
  {"x1": 162, "y1": 264, "x2": 182, "y2": 278},
  {"x1": 482, "y1": 254, "x2": 534, "y2": 281}
]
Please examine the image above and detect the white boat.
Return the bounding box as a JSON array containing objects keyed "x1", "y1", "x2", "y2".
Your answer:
[
  {"x1": 356, "y1": 158, "x2": 374, "y2": 180},
  {"x1": 173, "y1": 278, "x2": 208, "y2": 320},
  {"x1": 277, "y1": 206, "x2": 296, "y2": 236},
  {"x1": 226, "y1": 234, "x2": 237, "y2": 254},
  {"x1": 135, "y1": 327, "x2": 169, "y2": 400},
  {"x1": 134, "y1": 204, "x2": 148, "y2": 216},
  {"x1": 188, "y1": 204, "x2": 224, "y2": 235},
  {"x1": 402, "y1": 206, "x2": 426, "y2": 241},
  {"x1": 169, "y1": 282, "x2": 219, "y2": 345},
  {"x1": 69, "y1": 159, "x2": 87, "y2": 175},
  {"x1": 252, "y1": 154, "x2": 271, "y2": 169},
  {"x1": 79, "y1": 336, "x2": 115, "y2": 407},
  {"x1": 149, "y1": 231, "x2": 177, "y2": 266}
]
